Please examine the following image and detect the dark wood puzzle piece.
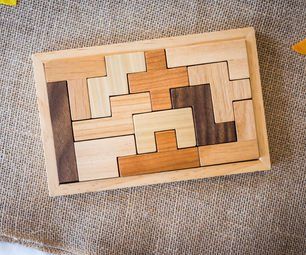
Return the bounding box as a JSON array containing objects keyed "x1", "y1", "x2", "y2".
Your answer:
[
  {"x1": 171, "y1": 84, "x2": 237, "y2": 146},
  {"x1": 47, "y1": 81, "x2": 79, "y2": 184}
]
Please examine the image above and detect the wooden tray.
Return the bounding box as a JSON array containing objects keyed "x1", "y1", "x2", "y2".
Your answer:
[{"x1": 32, "y1": 27, "x2": 270, "y2": 196}]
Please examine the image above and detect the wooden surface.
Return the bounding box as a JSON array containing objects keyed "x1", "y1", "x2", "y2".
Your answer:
[
  {"x1": 233, "y1": 100, "x2": 257, "y2": 141},
  {"x1": 32, "y1": 27, "x2": 271, "y2": 196},
  {"x1": 231, "y1": 79, "x2": 252, "y2": 100},
  {"x1": 44, "y1": 55, "x2": 106, "y2": 82},
  {"x1": 47, "y1": 81, "x2": 78, "y2": 184},
  {"x1": 67, "y1": 79, "x2": 91, "y2": 121},
  {"x1": 128, "y1": 50, "x2": 189, "y2": 110},
  {"x1": 133, "y1": 108, "x2": 196, "y2": 153},
  {"x1": 87, "y1": 52, "x2": 146, "y2": 118},
  {"x1": 188, "y1": 62, "x2": 252, "y2": 122},
  {"x1": 73, "y1": 93, "x2": 151, "y2": 141},
  {"x1": 171, "y1": 84, "x2": 237, "y2": 146},
  {"x1": 118, "y1": 130, "x2": 200, "y2": 176},
  {"x1": 198, "y1": 140, "x2": 259, "y2": 166},
  {"x1": 198, "y1": 99, "x2": 259, "y2": 166},
  {"x1": 75, "y1": 135, "x2": 136, "y2": 181},
  {"x1": 166, "y1": 39, "x2": 250, "y2": 80}
]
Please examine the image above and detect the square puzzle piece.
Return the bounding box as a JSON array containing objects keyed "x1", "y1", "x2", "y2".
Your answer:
[{"x1": 32, "y1": 27, "x2": 270, "y2": 196}]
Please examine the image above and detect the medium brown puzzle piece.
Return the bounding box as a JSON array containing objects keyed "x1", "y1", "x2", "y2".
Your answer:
[
  {"x1": 118, "y1": 130, "x2": 200, "y2": 177},
  {"x1": 171, "y1": 84, "x2": 237, "y2": 146},
  {"x1": 128, "y1": 50, "x2": 189, "y2": 110}
]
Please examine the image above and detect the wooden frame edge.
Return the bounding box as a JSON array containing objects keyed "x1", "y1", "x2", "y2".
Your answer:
[{"x1": 32, "y1": 55, "x2": 60, "y2": 196}]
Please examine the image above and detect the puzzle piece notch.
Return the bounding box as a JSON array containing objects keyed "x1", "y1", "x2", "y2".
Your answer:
[
  {"x1": 75, "y1": 135, "x2": 136, "y2": 181},
  {"x1": 188, "y1": 62, "x2": 252, "y2": 123},
  {"x1": 133, "y1": 108, "x2": 196, "y2": 154},
  {"x1": 73, "y1": 93, "x2": 152, "y2": 141},
  {"x1": 198, "y1": 99, "x2": 259, "y2": 166},
  {"x1": 88, "y1": 52, "x2": 146, "y2": 118},
  {"x1": 128, "y1": 50, "x2": 189, "y2": 111},
  {"x1": 171, "y1": 84, "x2": 237, "y2": 146},
  {"x1": 118, "y1": 130, "x2": 200, "y2": 177}
]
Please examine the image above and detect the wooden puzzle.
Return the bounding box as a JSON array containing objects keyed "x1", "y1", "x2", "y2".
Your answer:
[{"x1": 32, "y1": 27, "x2": 270, "y2": 196}]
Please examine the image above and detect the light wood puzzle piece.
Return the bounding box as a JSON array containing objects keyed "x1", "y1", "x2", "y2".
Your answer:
[
  {"x1": 67, "y1": 79, "x2": 91, "y2": 121},
  {"x1": 165, "y1": 39, "x2": 250, "y2": 80},
  {"x1": 73, "y1": 93, "x2": 151, "y2": 141},
  {"x1": 118, "y1": 130, "x2": 200, "y2": 176},
  {"x1": 87, "y1": 52, "x2": 146, "y2": 118},
  {"x1": 198, "y1": 99, "x2": 259, "y2": 166},
  {"x1": 75, "y1": 135, "x2": 136, "y2": 181},
  {"x1": 44, "y1": 55, "x2": 106, "y2": 82},
  {"x1": 170, "y1": 84, "x2": 237, "y2": 146},
  {"x1": 128, "y1": 50, "x2": 189, "y2": 110},
  {"x1": 188, "y1": 62, "x2": 251, "y2": 123},
  {"x1": 133, "y1": 108, "x2": 196, "y2": 153},
  {"x1": 47, "y1": 81, "x2": 78, "y2": 184}
]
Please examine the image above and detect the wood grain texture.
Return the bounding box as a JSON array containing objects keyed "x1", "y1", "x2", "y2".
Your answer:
[
  {"x1": 188, "y1": 62, "x2": 252, "y2": 123},
  {"x1": 198, "y1": 100, "x2": 259, "y2": 166},
  {"x1": 33, "y1": 27, "x2": 270, "y2": 196},
  {"x1": 171, "y1": 84, "x2": 237, "y2": 146},
  {"x1": 118, "y1": 130, "x2": 199, "y2": 176},
  {"x1": 128, "y1": 50, "x2": 189, "y2": 110},
  {"x1": 73, "y1": 93, "x2": 151, "y2": 141},
  {"x1": 88, "y1": 52, "x2": 146, "y2": 118},
  {"x1": 198, "y1": 139, "x2": 259, "y2": 166},
  {"x1": 75, "y1": 135, "x2": 136, "y2": 181},
  {"x1": 166, "y1": 39, "x2": 250, "y2": 79},
  {"x1": 44, "y1": 55, "x2": 106, "y2": 82},
  {"x1": 231, "y1": 79, "x2": 252, "y2": 101},
  {"x1": 233, "y1": 100, "x2": 257, "y2": 141},
  {"x1": 67, "y1": 79, "x2": 91, "y2": 121},
  {"x1": 133, "y1": 108, "x2": 196, "y2": 153},
  {"x1": 47, "y1": 81, "x2": 78, "y2": 184}
]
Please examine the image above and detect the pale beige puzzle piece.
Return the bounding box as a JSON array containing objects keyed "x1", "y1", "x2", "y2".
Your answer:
[
  {"x1": 166, "y1": 39, "x2": 250, "y2": 79},
  {"x1": 188, "y1": 62, "x2": 251, "y2": 123},
  {"x1": 75, "y1": 135, "x2": 136, "y2": 181},
  {"x1": 231, "y1": 79, "x2": 252, "y2": 101},
  {"x1": 233, "y1": 100, "x2": 257, "y2": 141},
  {"x1": 198, "y1": 99, "x2": 259, "y2": 166},
  {"x1": 88, "y1": 52, "x2": 146, "y2": 118},
  {"x1": 73, "y1": 93, "x2": 151, "y2": 141},
  {"x1": 133, "y1": 108, "x2": 196, "y2": 153},
  {"x1": 67, "y1": 79, "x2": 91, "y2": 121}
]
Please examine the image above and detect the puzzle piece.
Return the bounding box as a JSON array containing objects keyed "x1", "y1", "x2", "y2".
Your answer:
[
  {"x1": 133, "y1": 108, "x2": 196, "y2": 153},
  {"x1": 75, "y1": 135, "x2": 136, "y2": 181},
  {"x1": 67, "y1": 78, "x2": 91, "y2": 121},
  {"x1": 188, "y1": 62, "x2": 251, "y2": 123},
  {"x1": 171, "y1": 84, "x2": 237, "y2": 146},
  {"x1": 88, "y1": 52, "x2": 146, "y2": 118},
  {"x1": 198, "y1": 99, "x2": 259, "y2": 166},
  {"x1": 118, "y1": 130, "x2": 200, "y2": 176},
  {"x1": 47, "y1": 81, "x2": 78, "y2": 184},
  {"x1": 166, "y1": 39, "x2": 250, "y2": 80},
  {"x1": 44, "y1": 55, "x2": 106, "y2": 82},
  {"x1": 128, "y1": 50, "x2": 189, "y2": 110},
  {"x1": 73, "y1": 93, "x2": 151, "y2": 141}
]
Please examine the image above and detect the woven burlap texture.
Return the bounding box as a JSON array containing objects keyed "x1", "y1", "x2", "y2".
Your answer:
[{"x1": 0, "y1": 1, "x2": 305, "y2": 254}]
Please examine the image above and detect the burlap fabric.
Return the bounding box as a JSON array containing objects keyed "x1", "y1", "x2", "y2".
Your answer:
[{"x1": 1, "y1": 1, "x2": 305, "y2": 254}]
